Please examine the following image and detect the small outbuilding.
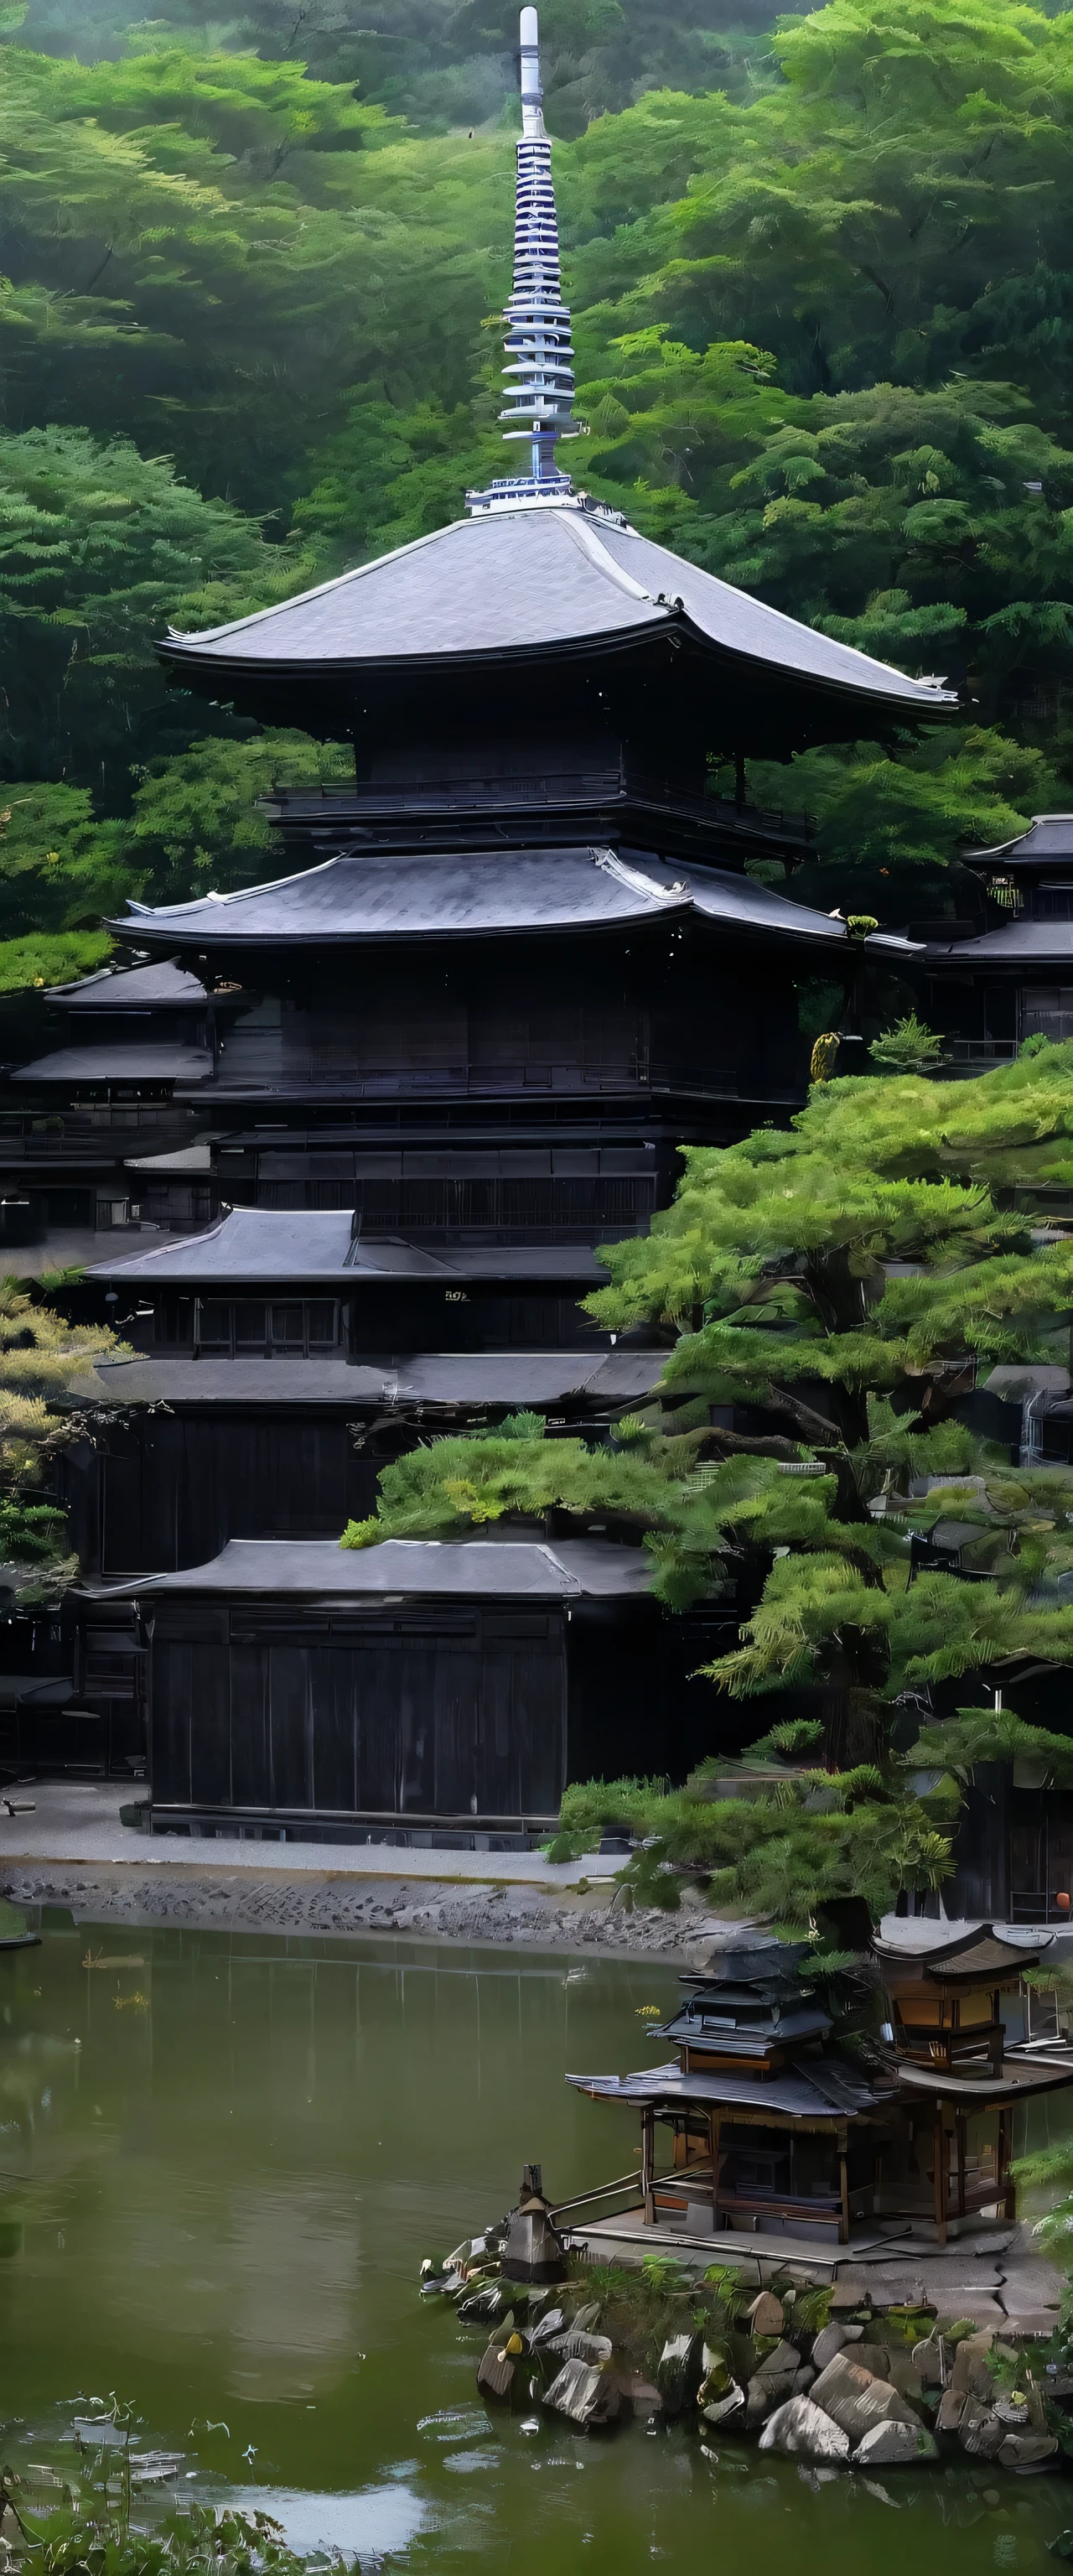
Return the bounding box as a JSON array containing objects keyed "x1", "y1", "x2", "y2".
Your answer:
[{"x1": 91, "y1": 1534, "x2": 709, "y2": 1843}]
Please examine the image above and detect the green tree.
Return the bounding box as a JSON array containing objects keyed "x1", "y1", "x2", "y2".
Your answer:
[
  {"x1": 0, "y1": 1278, "x2": 124, "y2": 1602},
  {"x1": 0, "y1": 785, "x2": 129, "y2": 937},
  {"x1": 0, "y1": 424, "x2": 309, "y2": 792},
  {"x1": 345, "y1": 1045, "x2": 1073, "y2": 1779},
  {"x1": 566, "y1": 0, "x2": 1073, "y2": 423},
  {"x1": 123, "y1": 730, "x2": 352, "y2": 901}
]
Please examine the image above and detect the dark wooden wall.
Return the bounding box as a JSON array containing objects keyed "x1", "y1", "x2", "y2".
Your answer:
[
  {"x1": 143, "y1": 1591, "x2": 743, "y2": 1828},
  {"x1": 62, "y1": 1413, "x2": 380, "y2": 1574},
  {"x1": 148, "y1": 1599, "x2": 568, "y2": 1823}
]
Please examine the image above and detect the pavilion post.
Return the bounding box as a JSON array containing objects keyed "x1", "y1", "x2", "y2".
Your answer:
[
  {"x1": 934, "y1": 2104, "x2": 949, "y2": 2245},
  {"x1": 641, "y1": 2105, "x2": 656, "y2": 2225},
  {"x1": 997, "y1": 2106, "x2": 1015, "y2": 2219}
]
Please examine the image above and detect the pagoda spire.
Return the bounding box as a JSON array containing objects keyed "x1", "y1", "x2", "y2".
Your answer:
[{"x1": 467, "y1": 6, "x2": 578, "y2": 512}]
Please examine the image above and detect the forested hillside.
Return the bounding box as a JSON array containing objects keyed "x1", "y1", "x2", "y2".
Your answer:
[{"x1": 0, "y1": 0, "x2": 1070, "y2": 978}]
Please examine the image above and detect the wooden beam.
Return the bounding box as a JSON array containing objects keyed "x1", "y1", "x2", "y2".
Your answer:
[
  {"x1": 641, "y1": 2104, "x2": 656, "y2": 2225},
  {"x1": 935, "y1": 2106, "x2": 949, "y2": 2246}
]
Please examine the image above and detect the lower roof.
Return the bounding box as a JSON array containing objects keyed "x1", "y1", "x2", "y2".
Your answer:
[
  {"x1": 926, "y1": 918, "x2": 1073, "y2": 966},
  {"x1": 86, "y1": 1207, "x2": 609, "y2": 1285},
  {"x1": 568, "y1": 2058, "x2": 880, "y2": 2122},
  {"x1": 91, "y1": 1534, "x2": 654, "y2": 1600},
  {"x1": 113, "y1": 842, "x2": 915, "y2": 956},
  {"x1": 54, "y1": 959, "x2": 209, "y2": 1010},
  {"x1": 77, "y1": 1349, "x2": 665, "y2": 1407},
  {"x1": 11, "y1": 1044, "x2": 214, "y2": 1086}
]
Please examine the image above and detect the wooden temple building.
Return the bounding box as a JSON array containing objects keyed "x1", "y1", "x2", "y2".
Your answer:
[
  {"x1": 927, "y1": 814, "x2": 1073, "y2": 1071},
  {"x1": 0, "y1": 13, "x2": 961, "y2": 1836},
  {"x1": 570, "y1": 1925, "x2": 1073, "y2": 2248}
]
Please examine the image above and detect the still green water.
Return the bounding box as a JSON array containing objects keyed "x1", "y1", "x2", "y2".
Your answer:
[{"x1": 0, "y1": 1914, "x2": 1070, "y2": 2576}]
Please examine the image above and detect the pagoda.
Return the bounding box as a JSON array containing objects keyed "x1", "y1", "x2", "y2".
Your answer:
[
  {"x1": 0, "y1": 19, "x2": 959, "y2": 1835},
  {"x1": 926, "y1": 814, "x2": 1073, "y2": 1068},
  {"x1": 569, "y1": 1925, "x2": 1073, "y2": 2249}
]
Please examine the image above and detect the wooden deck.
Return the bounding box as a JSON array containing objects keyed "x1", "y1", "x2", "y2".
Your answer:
[{"x1": 566, "y1": 2205, "x2": 1008, "y2": 2277}]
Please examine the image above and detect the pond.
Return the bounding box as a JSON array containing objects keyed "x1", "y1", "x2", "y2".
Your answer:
[{"x1": 0, "y1": 1914, "x2": 1070, "y2": 2576}]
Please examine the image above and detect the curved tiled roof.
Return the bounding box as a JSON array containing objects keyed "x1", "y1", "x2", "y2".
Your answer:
[
  {"x1": 964, "y1": 815, "x2": 1073, "y2": 868},
  {"x1": 925, "y1": 916, "x2": 1073, "y2": 964},
  {"x1": 91, "y1": 1534, "x2": 653, "y2": 1599},
  {"x1": 85, "y1": 1207, "x2": 609, "y2": 1284},
  {"x1": 158, "y1": 499, "x2": 956, "y2": 715},
  {"x1": 113, "y1": 842, "x2": 851, "y2": 948}
]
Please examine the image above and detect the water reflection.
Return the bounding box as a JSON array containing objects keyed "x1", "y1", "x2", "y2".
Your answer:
[{"x1": 0, "y1": 1917, "x2": 1070, "y2": 2576}]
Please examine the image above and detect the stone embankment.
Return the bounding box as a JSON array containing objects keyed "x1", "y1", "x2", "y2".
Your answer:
[
  {"x1": 425, "y1": 2226, "x2": 1071, "y2": 2472},
  {"x1": 0, "y1": 1860, "x2": 717, "y2": 1959}
]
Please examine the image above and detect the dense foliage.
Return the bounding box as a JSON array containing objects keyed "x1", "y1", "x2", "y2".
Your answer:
[
  {"x1": 0, "y1": 1279, "x2": 123, "y2": 1600},
  {"x1": 0, "y1": 0, "x2": 1071, "y2": 978},
  {"x1": 345, "y1": 1043, "x2": 1073, "y2": 1910}
]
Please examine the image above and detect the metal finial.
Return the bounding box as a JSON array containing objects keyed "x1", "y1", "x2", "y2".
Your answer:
[{"x1": 467, "y1": 5, "x2": 578, "y2": 510}]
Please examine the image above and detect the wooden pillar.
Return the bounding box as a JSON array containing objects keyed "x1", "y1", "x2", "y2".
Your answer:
[
  {"x1": 997, "y1": 2106, "x2": 1014, "y2": 2218},
  {"x1": 710, "y1": 2111, "x2": 722, "y2": 2235},
  {"x1": 641, "y1": 2105, "x2": 656, "y2": 2225},
  {"x1": 934, "y1": 2105, "x2": 949, "y2": 2246},
  {"x1": 838, "y1": 2125, "x2": 850, "y2": 2245},
  {"x1": 956, "y1": 2111, "x2": 967, "y2": 2221}
]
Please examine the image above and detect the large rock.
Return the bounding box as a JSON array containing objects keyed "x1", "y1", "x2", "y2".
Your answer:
[
  {"x1": 744, "y1": 2342, "x2": 802, "y2": 2428},
  {"x1": 957, "y1": 2397, "x2": 1005, "y2": 2460},
  {"x1": 853, "y1": 2419, "x2": 939, "y2": 2469},
  {"x1": 477, "y1": 2344, "x2": 516, "y2": 2401},
  {"x1": 997, "y1": 2431, "x2": 1059, "y2": 2470},
  {"x1": 547, "y1": 2329, "x2": 613, "y2": 2365},
  {"x1": 910, "y1": 2334, "x2": 947, "y2": 2388},
  {"x1": 700, "y1": 2379, "x2": 745, "y2": 2428},
  {"x1": 950, "y1": 2330, "x2": 994, "y2": 2400},
  {"x1": 543, "y1": 2358, "x2": 620, "y2": 2428},
  {"x1": 830, "y1": 2280, "x2": 871, "y2": 2314},
  {"x1": 656, "y1": 2332, "x2": 704, "y2": 2417},
  {"x1": 810, "y1": 2353, "x2": 920, "y2": 2446},
  {"x1": 528, "y1": 2307, "x2": 566, "y2": 2349},
  {"x1": 852, "y1": 2343, "x2": 891, "y2": 2379},
  {"x1": 936, "y1": 2386, "x2": 966, "y2": 2434},
  {"x1": 758, "y1": 2397, "x2": 850, "y2": 2463},
  {"x1": 748, "y1": 2291, "x2": 786, "y2": 2338},
  {"x1": 811, "y1": 2324, "x2": 857, "y2": 2371}
]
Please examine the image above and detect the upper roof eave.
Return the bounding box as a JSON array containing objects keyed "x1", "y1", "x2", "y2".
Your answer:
[
  {"x1": 157, "y1": 605, "x2": 957, "y2": 717},
  {"x1": 153, "y1": 501, "x2": 957, "y2": 721}
]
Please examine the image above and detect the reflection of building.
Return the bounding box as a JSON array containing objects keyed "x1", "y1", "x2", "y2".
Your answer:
[
  {"x1": 3, "y1": 13, "x2": 956, "y2": 1832},
  {"x1": 569, "y1": 1925, "x2": 1073, "y2": 2248}
]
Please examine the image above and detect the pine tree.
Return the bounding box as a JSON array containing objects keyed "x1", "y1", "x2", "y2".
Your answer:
[
  {"x1": 0, "y1": 1280, "x2": 123, "y2": 1602},
  {"x1": 344, "y1": 1042, "x2": 1073, "y2": 1915}
]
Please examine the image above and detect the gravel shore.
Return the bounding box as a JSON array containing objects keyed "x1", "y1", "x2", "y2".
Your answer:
[{"x1": 0, "y1": 1857, "x2": 721, "y2": 1960}]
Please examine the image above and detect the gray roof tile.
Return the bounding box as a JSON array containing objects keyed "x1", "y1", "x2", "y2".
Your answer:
[
  {"x1": 115, "y1": 843, "x2": 850, "y2": 948},
  {"x1": 159, "y1": 501, "x2": 954, "y2": 715},
  {"x1": 91, "y1": 1533, "x2": 654, "y2": 1599},
  {"x1": 86, "y1": 1207, "x2": 609, "y2": 1284}
]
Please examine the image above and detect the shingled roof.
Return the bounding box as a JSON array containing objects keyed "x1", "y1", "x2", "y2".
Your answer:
[
  {"x1": 111, "y1": 842, "x2": 858, "y2": 950},
  {"x1": 158, "y1": 500, "x2": 956, "y2": 717}
]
